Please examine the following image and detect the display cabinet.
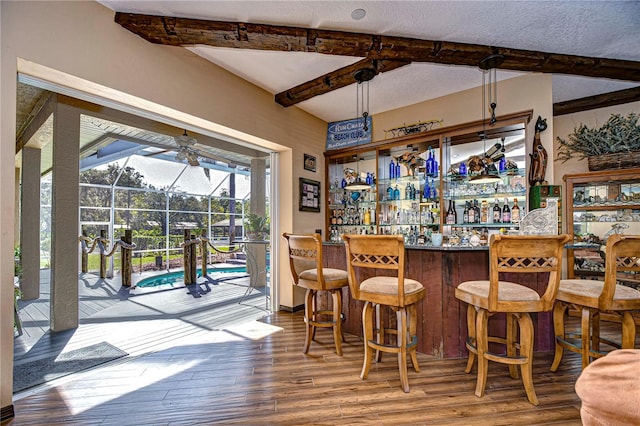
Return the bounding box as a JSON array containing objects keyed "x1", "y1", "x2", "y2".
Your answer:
[
  {"x1": 564, "y1": 168, "x2": 640, "y2": 281},
  {"x1": 439, "y1": 126, "x2": 528, "y2": 243},
  {"x1": 324, "y1": 110, "x2": 533, "y2": 246}
]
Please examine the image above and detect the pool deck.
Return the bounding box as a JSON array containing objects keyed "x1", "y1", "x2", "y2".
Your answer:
[{"x1": 13, "y1": 264, "x2": 270, "y2": 394}]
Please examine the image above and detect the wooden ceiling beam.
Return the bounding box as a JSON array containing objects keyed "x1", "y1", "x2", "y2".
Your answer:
[
  {"x1": 553, "y1": 86, "x2": 640, "y2": 116},
  {"x1": 115, "y1": 12, "x2": 640, "y2": 106},
  {"x1": 275, "y1": 58, "x2": 410, "y2": 107}
]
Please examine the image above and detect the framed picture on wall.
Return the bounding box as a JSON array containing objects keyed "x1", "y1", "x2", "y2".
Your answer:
[
  {"x1": 304, "y1": 154, "x2": 317, "y2": 172},
  {"x1": 299, "y1": 178, "x2": 320, "y2": 212}
]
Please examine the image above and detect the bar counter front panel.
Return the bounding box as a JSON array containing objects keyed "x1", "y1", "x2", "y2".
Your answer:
[{"x1": 322, "y1": 243, "x2": 555, "y2": 359}]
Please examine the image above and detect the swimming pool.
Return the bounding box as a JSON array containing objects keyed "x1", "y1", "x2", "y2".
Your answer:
[{"x1": 136, "y1": 266, "x2": 247, "y2": 288}]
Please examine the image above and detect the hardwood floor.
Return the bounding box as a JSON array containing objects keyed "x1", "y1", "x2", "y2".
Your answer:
[
  {"x1": 8, "y1": 309, "x2": 596, "y2": 425},
  {"x1": 9, "y1": 271, "x2": 635, "y2": 425}
]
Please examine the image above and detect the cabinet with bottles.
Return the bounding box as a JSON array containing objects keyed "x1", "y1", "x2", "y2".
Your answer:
[
  {"x1": 324, "y1": 110, "x2": 533, "y2": 245},
  {"x1": 564, "y1": 168, "x2": 640, "y2": 281},
  {"x1": 327, "y1": 151, "x2": 378, "y2": 242},
  {"x1": 376, "y1": 141, "x2": 441, "y2": 243},
  {"x1": 440, "y1": 127, "x2": 528, "y2": 239}
]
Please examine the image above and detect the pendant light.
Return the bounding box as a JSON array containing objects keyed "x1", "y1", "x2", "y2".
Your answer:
[
  {"x1": 345, "y1": 155, "x2": 371, "y2": 190},
  {"x1": 354, "y1": 67, "x2": 376, "y2": 132},
  {"x1": 470, "y1": 54, "x2": 504, "y2": 184}
]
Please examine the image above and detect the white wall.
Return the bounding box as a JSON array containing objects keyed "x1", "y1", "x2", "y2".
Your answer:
[
  {"x1": 1, "y1": 0, "x2": 327, "y2": 405},
  {"x1": 373, "y1": 73, "x2": 555, "y2": 185}
]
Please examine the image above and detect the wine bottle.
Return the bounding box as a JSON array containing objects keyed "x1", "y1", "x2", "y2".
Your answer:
[
  {"x1": 493, "y1": 198, "x2": 501, "y2": 223},
  {"x1": 467, "y1": 200, "x2": 475, "y2": 224},
  {"x1": 446, "y1": 200, "x2": 456, "y2": 225},
  {"x1": 463, "y1": 201, "x2": 469, "y2": 224},
  {"x1": 512, "y1": 198, "x2": 520, "y2": 224},
  {"x1": 502, "y1": 198, "x2": 511, "y2": 223}
]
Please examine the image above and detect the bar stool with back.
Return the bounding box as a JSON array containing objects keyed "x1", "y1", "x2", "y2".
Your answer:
[
  {"x1": 455, "y1": 234, "x2": 570, "y2": 405},
  {"x1": 551, "y1": 234, "x2": 640, "y2": 371},
  {"x1": 282, "y1": 233, "x2": 349, "y2": 355},
  {"x1": 342, "y1": 234, "x2": 426, "y2": 393}
]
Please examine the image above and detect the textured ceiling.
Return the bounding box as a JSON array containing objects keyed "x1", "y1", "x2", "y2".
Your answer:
[{"x1": 98, "y1": 0, "x2": 640, "y2": 123}]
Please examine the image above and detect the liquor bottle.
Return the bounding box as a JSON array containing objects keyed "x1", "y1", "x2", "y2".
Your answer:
[
  {"x1": 405, "y1": 183, "x2": 411, "y2": 201},
  {"x1": 337, "y1": 210, "x2": 343, "y2": 225},
  {"x1": 493, "y1": 198, "x2": 501, "y2": 223},
  {"x1": 331, "y1": 210, "x2": 337, "y2": 225},
  {"x1": 502, "y1": 198, "x2": 511, "y2": 223},
  {"x1": 366, "y1": 172, "x2": 372, "y2": 185},
  {"x1": 395, "y1": 162, "x2": 401, "y2": 178},
  {"x1": 389, "y1": 159, "x2": 396, "y2": 179},
  {"x1": 363, "y1": 209, "x2": 371, "y2": 226},
  {"x1": 463, "y1": 201, "x2": 470, "y2": 224},
  {"x1": 481, "y1": 199, "x2": 489, "y2": 224},
  {"x1": 446, "y1": 200, "x2": 456, "y2": 225},
  {"x1": 511, "y1": 198, "x2": 520, "y2": 224},
  {"x1": 467, "y1": 200, "x2": 476, "y2": 224},
  {"x1": 474, "y1": 199, "x2": 481, "y2": 224},
  {"x1": 393, "y1": 185, "x2": 400, "y2": 201},
  {"x1": 386, "y1": 186, "x2": 393, "y2": 201}
]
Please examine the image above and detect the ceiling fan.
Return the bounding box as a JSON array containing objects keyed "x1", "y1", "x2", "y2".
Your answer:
[{"x1": 174, "y1": 130, "x2": 200, "y2": 166}]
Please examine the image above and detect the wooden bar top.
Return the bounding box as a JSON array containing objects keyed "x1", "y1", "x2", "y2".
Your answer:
[{"x1": 322, "y1": 242, "x2": 555, "y2": 359}]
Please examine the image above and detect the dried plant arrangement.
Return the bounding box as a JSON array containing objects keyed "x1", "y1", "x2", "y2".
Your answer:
[{"x1": 556, "y1": 113, "x2": 640, "y2": 162}]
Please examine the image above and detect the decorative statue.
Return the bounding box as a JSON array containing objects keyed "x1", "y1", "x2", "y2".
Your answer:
[
  {"x1": 395, "y1": 151, "x2": 424, "y2": 176},
  {"x1": 528, "y1": 116, "x2": 548, "y2": 186}
]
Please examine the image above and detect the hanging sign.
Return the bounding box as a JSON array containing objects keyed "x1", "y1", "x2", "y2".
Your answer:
[{"x1": 326, "y1": 116, "x2": 372, "y2": 150}]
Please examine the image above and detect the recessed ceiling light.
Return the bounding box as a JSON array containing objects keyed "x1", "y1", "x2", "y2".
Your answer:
[{"x1": 351, "y1": 8, "x2": 366, "y2": 20}]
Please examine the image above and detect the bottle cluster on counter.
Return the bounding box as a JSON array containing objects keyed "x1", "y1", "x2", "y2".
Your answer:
[{"x1": 446, "y1": 197, "x2": 522, "y2": 226}]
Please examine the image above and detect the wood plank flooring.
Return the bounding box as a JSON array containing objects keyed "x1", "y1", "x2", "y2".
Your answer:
[
  {"x1": 8, "y1": 271, "x2": 635, "y2": 425},
  {"x1": 9, "y1": 311, "x2": 604, "y2": 425}
]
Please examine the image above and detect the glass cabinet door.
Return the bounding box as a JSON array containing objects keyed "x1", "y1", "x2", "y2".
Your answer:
[
  {"x1": 566, "y1": 172, "x2": 640, "y2": 278},
  {"x1": 327, "y1": 151, "x2": 377, "y2": 241},
  {"x1": 440, "y1": 128, "x2": 527, "y2": 244},
  {"x1": 377, "y1": 139, "x2": 440, "y2": 244}
]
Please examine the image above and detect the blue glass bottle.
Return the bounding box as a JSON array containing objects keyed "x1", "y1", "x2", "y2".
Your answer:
[
  {"x1": 426, "y1": 149, "x2": 434, "y2": 176},
  {"x1": 366, "y1": 172, "x2": 372, "y2": 185},
  {"x1": 395, "y1": 162, "x2": 401, "y2": 178},
  {"x1": 499, "y1": 156, "x2": 507, "y2": 173},
  {"x1": 341, "y1": 178, "x2": 347, "y2": 188},
  {"x1": 423, "y1": 180, "x2": 431, "y2": 200},
  {"x1": 459, "y1": 161, "x2": 467, "y2": 176},
  {"x1": 389, "y1": 159, "x2": 396, "y2": 179},
  {"x1": 393, "y1": 185, "x2": 400, "y2": 201}
]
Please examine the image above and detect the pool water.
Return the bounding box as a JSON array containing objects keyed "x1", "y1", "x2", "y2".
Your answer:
[{"x1": 136, "y1": 266, "x2": 247, "y2": 288}]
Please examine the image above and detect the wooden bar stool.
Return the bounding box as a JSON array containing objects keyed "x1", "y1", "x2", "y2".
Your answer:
[
  {"x1": 282, "y1": 233, "x2": 349, "y2": 355},
  {"x1": 551, "y1": 234, "x2": 640, "y2": 371},
  {"x1": 342, "y1": 234, "x2": 426, "y2": 393},
  {"x1": 455, "y1": 234, "x2": 570, "y2": 405}
]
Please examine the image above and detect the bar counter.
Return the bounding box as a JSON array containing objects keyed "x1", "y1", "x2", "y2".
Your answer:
[{"x1": 322, "y1": 242, "x2": 555, "y2": 359}]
